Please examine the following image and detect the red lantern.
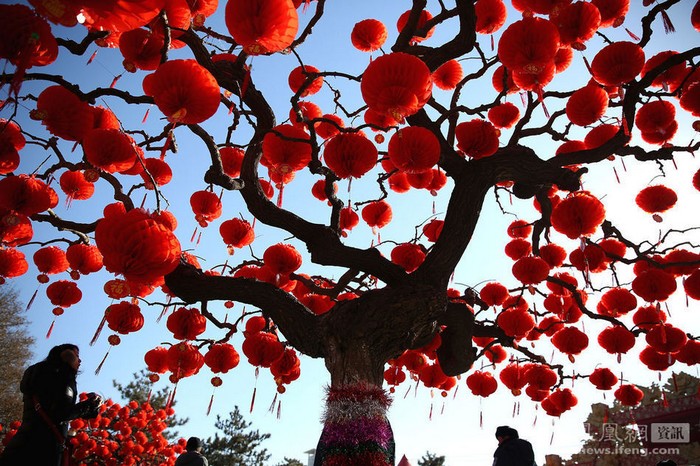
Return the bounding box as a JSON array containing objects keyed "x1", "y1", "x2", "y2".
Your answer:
[
  {"x1": 497, "y1": 309, "x2": 536, "y2": 339},
  {"x1": 315, "y1": 114, "x2": 345, "y2": 140},
  {"x1": 614, "y1": 384, "x2": 644, "y2": 406},
  {"x1": 242, "y1": 332, "x2": 284, "y2": 368},
  {"x1": 591, "y1": 41, "x2": 645, "y2": 86},
  {"x1": 455, "y1": 119, "x2": 500, "y2": 159},
  {"x1": 219, "y1": 218, "x2": 255, "y2": 253},
  {"x1": 289, "y1": 101, "x2": 322, "y2": 131},
  {"x1": 33, "y1": 246, "x2": 69, "y2": 282},
  {"x1": 550, "y1": 191, "x2": 605, "y2": 239},
  {"x1": 641, "y1": 51, "x2": 688, "y2": 92},
  {"x1": 95, "y1": 208, "x2": 181, "y2": 286},
  {"x1": 635, "y1": 101, "x2": 677, "y2": 145},
  {"x1": 488, "y1": 103, "x2": 520, "y2": 129},
  {"x1": 262, "y1": 124, "x2": 311, "y2": 174},
  {"x1": 566, "y1": 83, "x2": 608, "y2": 127},
  {"x1": 633, "y1": 305, "x2": 666, "y2": 330},
  {"x1": 646, "y1": 324, "x2": 687, "y2": 353},
  {"x1": 419, "y1": 363, "x2": 448, "y2": 389},
  {"x1": 118, "y1": 28, "x2": 164, "y2": 72},
  {"x1": 167, "y1": 342, "x2": 205, "y2": 379},
  {"x1": 323, "y1": 133, "x2": 378, "y2": 179},
  {"x1": 65, "y1": 243, "x2": 103, "y2": 279},
  {"x1": 591, "y1": 0, "x2": 629, "y2": 28},
  {"x1": 538, "y1": 243, "x2": 567, "y2": 268},
  {"x1": 83, "y1": 129, "x2": 141, "y2": 174},
  {"x1": 544, "y1": 388, "x2": 578, "y2": 416},
  {"x1": 388, "y1": 127, "x2": 439, "y2": 174},
  {"x1": 46, "y1": 280, "x2": 82, "y2": 308},
  {"x1": 584, "y1": 123, "x2": 620, "y2": 149},
  {"x1": 480, "y1": 282, "x2": 509, "y2": 307},
  {"x1": 360, "y1": 52, "x2": 432, "y2": 121},
  {"x1": 491, "y1": 66, "x2": 518, "y2": 94},
  {"x1": 396, "y1": 9, "x2": 435, "y2": 43},
  {"x1": 220, "y1": 146, "x2": 245, "y2": 178},
  {"x1": 524, "y1": 364, "x2": 558, "y2": 391},
  {"x1": 288, "y1": 65, "x2": 323, "y2": 97},
  {"x1": 675, "y1": 340, "x2": 700, "y2": 366},
  {"x1": 597, "y1": 325, "x2": 636, "y2": 358},
  {"x1": 512, "y1": 256, "x2": 550, "y2": 284},
  {"x1": 632, "y1": 268, "x2": 677, "y2": 302},
  {"x1": 145, "y1": 346, "x2": 170, "y2": 374},
  {"x1": 551, "y1": 1, "x2": 601, "y2": 49},
  {"x1": 361, "y1": 200, "x2": 393, "y2": 230},
  {"x1": 390, "y1": 243, "x2": 425, "y2": 273},
  {"x1": 0, "y1": 119, "x2": 24, "y2": 174},
  {"x1": 639, "y1": 346, "x2": 675, "y2": 371},
  {"x1": 635, "y1": 185, "x2": 677, "y2": 214},
  {"x1": 499, "y1": 363, "x2": 527, "y2": 396},
  {"x1": 225, "y1": 0, "x2": 298, "y2": 55},
  {"x1": 0, "y1": 247, "x2": 28, "y2": 281},
  {"x1": 263, "y1": 243, "x2": 302, "y2": 276},
  {"x1": 505, "y1": 239, "x2": 532, "y2": 261},
  {"x1": 142, "y1": 59, "x2": 221, "y2": 124},
  {"x1": 589, "y1": 367, "x2": 618, "y2": 390},
  {"x1": 432, "y1": 60, "x2": 463, "y2": 91},
  {"x1": 597, "y1": 288, "x2": 637, "y2": 317},
  {"x1": 270, "y1": 347, "x2": 300, "y2": 380},
  {"x1": 350, "y1": 19, "x2": 387, "y2": 52},
  {"x1": 204, "y1": 343, "x2": 240, "y2": 374},
  {"x1": 685, "y1": 269, "x2": 700, "y2": 300},
  {"x1": 498, "y1": 17, "x2": 560, "y2": 75},
  {"x1": 59, "y1": 171, "x2": 95, "y2": 203},
  {"x1": 466, "y1": 371, "x2": 498, "y2": 397},
  {"x1": 422, "y1": 219, "x2": 444, "y2": 243},
  {"x1": 33, "y1": 85, "x2": 94, "y2": 142},
  {"x1": 106, "y1": 301, "x2": 144, "y2": 335},
  {"x1": 190, "y1": 190, "x2": 222, "y2": 227},
  {"x1": 475, "y1": 0, "x2": 507, "y2": 34},
  {"x1": 141, "y1": 158, "x2": 173, "y2": 189},
  {"x1": 551, "y1": 326, "x2": 589, "y2": 361},
  {"x1": 0, "y1": 175, "x2": 55, "y2": 216},
  {"x1": 166, "y1": 307, "x2": 207, "y2": 340},
  {"x1": 339, "y1": 207, "x2": 359, "y2": 235},
  {"x1": 0, "y1": 212, "x2": 32, "y2": 247}
]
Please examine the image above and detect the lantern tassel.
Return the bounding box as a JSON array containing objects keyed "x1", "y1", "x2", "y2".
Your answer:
[
  {"x1": 94, "y1": 347, "x2": 112, "y2": 375},
  {"x1": 46, "y1": 319, "x2": 56, "y2": 339},
  {"x1": 661, "y1": 10, "x2": 675, "y2": 33},
  {"x1": 207, "y1": 392, "x2": 215, "y2": 416},
  {"x1": 87, "y1": 49, "x2": 98, "y2": 65},
  {"x1": 191, "y1": 226, "x2": 198, "y2": 243},
  {"x1": 428, "y1": 402, "x2": 433, "y2": 421},
  {"x1": 625, "y1": 28, "x2": 640, "y2": 41},
  {"x1": 26, "y1": 288, "x2": 40, "y2": 311},
  {"x1": 480, "y1": 408, "x2": 483, "y2": 428},
  {"x1": 250, "y1": 387, "x2": 257, "y2": 413},
  {"x1": 90, "y1": 314, "x2": 108, "y2": 346},
  {"x1": 277, "y1": 400, "x2": 282, "y2": 420},
  {"x1": 109, "y1": 74, "x2": 122, "y2": 89},
  {"x1": 276, "y1": 184, "x2": 284, "y2": 208},
  {"x1": 142, "y1": 108, "x2": 150, "y2": 124},
  {"x1": 156, "y1": 306, "x2": 170, "y2": 323},
  {"x1": 166, "y1": 383, "x2": 178, "y2": 412},
  {"x1": 268, "y1": 392, "x2": 278, "y2": 414}
]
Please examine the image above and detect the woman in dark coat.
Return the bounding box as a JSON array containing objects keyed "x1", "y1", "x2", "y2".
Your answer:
[{"x1": 0, "y1": 344, "x2": 102, "y2": 466}]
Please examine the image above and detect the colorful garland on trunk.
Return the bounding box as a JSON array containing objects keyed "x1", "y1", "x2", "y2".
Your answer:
[{"x1": 314, "y1": 383, "x2": 394, "y2": 466}]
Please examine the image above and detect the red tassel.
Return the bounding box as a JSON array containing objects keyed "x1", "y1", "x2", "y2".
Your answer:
[
  {"x1": 490, "y1": 34, "x2": 494, "y2": 51},
  {"x1": 613, "y1": 166, "x2": 620, "y2": 184},
  {"x1": 661, "y1": 10, "x2": 675, "y2": 33},
  {"x1": 87, "y1": 50, "x2": 98, "y2": 65},
  {"x1": 46, "y1": 319, "x2": 55, "y2": 338},
  {"x1": 147, "y1": 389, "x2": 152, "y2": 404},
  {"x1": 109, "y1": 74, "x2": 122, "y2": 89},
  {"x1": 276, "y1": 184, "x2": 284, "y2": 208},
  {"x1": 480, "y1": 408, "x2": 483, "y2": 428},
  {"x1": 142, "y1": 108, "x2": 150, "y2": 124},
  {"x1": 156, "y1": 306, "x2": 170, "y2": 323},
  {"x1": 241, "y1": 65, "x2": 251, "y2": 97},
  {"x1": 196, "y1": 231, "x2": 203, "y2": 246},
  {"x1": 582, "y1": 57, "x2": 593, "y2": 75},
  {"x1": 268, "y1": 392, "x2": 278, "y2": 414},
  {"x1": 207, "y1": 392, "x2": 215, "y2": 416},
  {"x1": 625, "y1": 28, "x2": 640, "y2": 41},
  {"x1": 26, "y1": 288, "x2": 39, "y2": 311},
  {"x1": 190, "y1": 226, "x2": 198, "y2": 243},
  {"x1": 94, "y1": 347, "x2": 111, "y2": 375},
  {"x1": 90, "y1": 314, "x2": 108, "y2": 346},
  {"x1": 428, "y1": 402, "x2": 433, "y2": 420},
  {"x1": 277, "y1": 400, "x2": 282, "y2": 420},
  {"x1": 250, "y1": 387, "x2": 257, "y2": 413},
  {"x1": 139, "y1": 192, "x2": 147, "y2": 209}
]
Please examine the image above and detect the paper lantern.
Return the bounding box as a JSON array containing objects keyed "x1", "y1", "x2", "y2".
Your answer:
[
  {"x1": 167, "y1": 342, "x2": 205, "y2": 379},
  {"x1": 497, "y1": 308, "x2": 536, "y2": 339},
  {"x1": 262, "y1": 124, "x2": 311, "y2": 174},
  {"x1": 646, "y1": 324, "x2": 687, "y2": 353},
  {"x1": 66, "y1": 243, "x2": 103, "y2": 277},
  {"x1": 95, "y1": 208, "x2": 182, "y2": 285},
  {"x1": 0, "y1": 119, "x2": 24, "y2": 174},
  {"x1": 480, "y1": 282, "x2": 509, "y2": 307},
  {"x1": 505, "y1": 239, "x2": 532, "y2": 260},
  {"x1": 614, "y1": 384, "x2": 644, "y2": 406},
  {"x1": 339, "y1": 207, "x2": 359, "y2": 235},
  {"x1": 591, "y1": 41, "x2": 645, "y2": 86},
  {"x1": 242, "y1": 331, "x2": 285, "y2": 367},
  {"x1": 591, "y1": 0, "x2": 629, "y2": 28},
  {"x1": 566, "y1": 84, "x2": 608, "y2": 126},
  {"x1": 270, "y1": 347, "x2": 300, "y2": 380},
  {"x1": 263, "y1": 243, "x2": 302, "y2": 275},
  {"x1": 491, "y1": 65, "x2": 518, "y2": 94},
  {"x1": 142, "y1": 59, "x2": 221, "y2": 124},
  {"x1": 360, "y1": 52, "x2": 432, "y2": 121},
  {"x1": 488, "y1": 102, "x2": 520, "y2": 129},
  {"x1": 190, "y1": 190, "x2": 222, "y2": 227},
  {"x1": 685, "y1": 269, "x2": 700, "y2": 300},
  {"x1": 597, "y1": 288, "x2": 637, "y2": 317},
  {"x1": 219, "y1": 218, "x2": 255, "y2": 253},
  {"x1": 498, "y1": 17, "x2": 560, "y2": 75},
  {"x1": 675, "y1": 340, "x2": 700, "y2": 366},
  {"x1": 551, "y1": 326, "x2": 589, "y2": 360},
  {"x1": 512, "y1": 256, "x2": 550, "y2": 284},
  {"x1": 632, "y1": 268, "x2": 677, "y2": 302},
  {"x1": 0, "y1": 247, "x2": 28, "y2": 281},
  {"x1": 106, "y1": 301, "x2": 144, "y2": 335},
  {"x1": 550, "y1": 191, "x2": 605, "y2": 239},
  {"x1": 33, "y1": 246, "x2": 69, "y2": 282},
  {"x1": 633, "y1": 305, "x2": 666, "y2": 330},
  {"x1": 323, "y1": 133, "x2": 378, "y2": 179},
  {"x1": 524, "y1": 364, "x2": 558, "y2": 390},
  {"x1": 641, "y1": 51, "x2": 689, "y2": 92},
  {"x1": 551, "y1": 1, "x2": 601, "y2": 49},
  {"x1": 635, "y1": 101, "x2": 677, "y2": 145},
  {"x1": 475, "y1": 0, "x2": 507, "y2": 34},
  {"x1": 388, "y1": 126, "x2": 440, "y2": 174},
  {"x1": 589, "y1": 367, "x2": 618, "y2": 390},
  {"x1": 289, "y1": 101, "x2": 322, "y2": 131},
  {"x1": 538, "y1": 243, "x2": 567, "y2": 268},
  {"x1": 144, "y1": 346, "x2": 170, "y2": 374},
  {"x1": 288, "y1": 65, "x2": 323, "y2": 97},
  {"x1": 466, "y1": 371, "x2": 498, "y2": 397},
  {"x1": 396, "y1": 9, "x2": 434, "y2": 43},
  {"x1": 220, "y1": 146, "x2": 245, "y2": 178},
  {"x1": 544, "y1": 388, "x2": 578, "y2": 416},
  {"x1": 166, "y1": 307, "x2": 207, "y2": 340},
  {"x1": 119, "y1": 28, "x2": 164, "y2": 72},
  {"x1": 639, "y1": 346, "x2": 675, "y2": 371},
  {"x1": 83, "y1": 129, "x2": 141, "y2": 174},
  {"x1": 635, "y1": 185, "x2": 677, "y2": 214},
  {"x1": 499, "y1": 363, "x2": 527, "y2": 395},
  {"x1": 59, "y1": 171, "x2": 95, "y2": 203},
  {"x1": 33, "y1": 85, "x2": 94, "y2": 142},
  {"x1": 224, "y1": 0, "x2": 298, "y2": 55},
  {"x1": 432, "y1": 60, "x2": 463, "y2": 90},
  {"x1": 315, "y1": 114, "x2": 345, "y2": 140},
  {"x1": 390, "y1": 243, "x2": 425, "y2": 273},
  {"x1": 455, "y1": 119, "x2": 499, "y2": 159},
  {"x1": 46, "y1": 280, "x2": 82, "y2": 308},
  {"x1": 597, "y1": 325, "x2": 636, "y2": 357},
  {"x1": 350, "y1": 19, "x2": 387, "y2": 52},
  {"x1": 361, "y1": 200, "x2": 392, "y2": 230},
  {"x1": 422, "y1": 219, "x2": 444, "y2": 242},
  {"x1": 0, "y1": 174, "x2": 54, "y2": 216}
]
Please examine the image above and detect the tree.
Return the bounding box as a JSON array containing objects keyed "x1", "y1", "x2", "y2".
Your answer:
[
  {"x1": 1, "y1": 1, "x2": 700, "y2": 465},
  {"x1": 0, "y1": 287, "x2": 34, "y2": 427},
  {"x1": 418, "y1": 451, "x2": 446, "y2": 466},
  {"x1": 275, "y1": 458, "x2": 304, "y2": 466},
  {"x1": 201, "y1": 406, "x2": 270, "y2": 466}
]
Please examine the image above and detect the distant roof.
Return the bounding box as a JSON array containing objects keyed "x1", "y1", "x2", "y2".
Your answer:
[{"x1": 397, "y1": 454, "x2": 412, "y2": 466}]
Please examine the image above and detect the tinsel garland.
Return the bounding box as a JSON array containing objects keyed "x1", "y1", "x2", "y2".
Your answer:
[{"x1": 315, "y1": 383, "x2": 394, "y2": 466}]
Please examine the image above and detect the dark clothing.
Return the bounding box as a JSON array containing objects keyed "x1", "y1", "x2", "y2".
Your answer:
[
  {"x1": 175, "y1": 451, "x2": 209, "y2": 466},
  {"x1": 0, "y1": 361, "x2": 98, "y2": 466},
  {"x1": 493, "y1": 437, "x2": 536, "y2": 466}
]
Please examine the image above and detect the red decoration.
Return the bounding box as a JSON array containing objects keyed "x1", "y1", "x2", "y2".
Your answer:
[
  {"x1": 166, "y1": 307, "x2": 207, "y2": 340},
  {"x1": 263, "y1": 243, "x2": 302, "y2": 276},
  {"x1": 262, "y1": 124, "x2": 312, "y2": 174},
  {"x1": 432, "y1": 60, "x2": 463, "y2": 91},
  {"x1": 480, "y1": 282, "x2": 509, "y2": 307},
  {"x1": 0, "y1": 248, "x2": 28, "y2": 281},
  {"x1": 498, "y1": 17, "x2": 560, "y2": 75},
  {"x1": 455, "y1": 119, "x2": 500, "y2": 159},
  {"x1": 142, "y1": 59, "x2": 221, "y2": 124},
  {"x1": 589, "y1": 367, "x2": 618, "y2": 390},
  {"x1": 351, "y1": 19, "x2": 387, "y2": 52},
  {"x1": 33, "y1": 246, "x2": 69, "y2": 278},
  {"x1": 538, "y1": 243, "x2": 567, "y2": 268},
  {"x1": 167, "y1": 342, "x2": 205, "y2": 379},
  {"x1": 475, "y1": 0, "x2": 507, "y2": 34},
  {"x1": 388, "y1": 127, "x2": 439, "y2": 174},
  {"x1": 566, "y1": 83, "x2": 608, "y2": 126},
  {"x1": 33, "y1": 85, "x2": 94, "y2": 142},
  {"x1": 225, "y1": 0, "x2": 298, "y2": 55},
  {"x1": 118, "y1": 28, "x2": 164, "y2": 72},
  {"x1": 497, "y1": 308, "x2": 536, "y2": 339},
  {"x1": 242, "y1": 331, "x2": 284, "y2": 368},
  {"x1": 597, "y1": 288, "x2": 637, "y2": 317},
  {"x1": 524, "y1": 364, "x2": 558, "y2": 391},
  {"x1": 190, "y1": 190, "x2": 222, "y2": 227},
  {"x1": 204, "y1": 343, "x2": 240, "y2": 374},
  {"x1": 614, "y1": 384, "x2": 644, "y2": 406},
  {"x1": 141, "y1": 158, "x2": 173, "y2": 189},
  {"x1": 591, "y1": 41, "x2": 645, "y2": 86},
  {"x1": 512, "y1": 256, "x2": 550, "y2": 284},
  {"x1": 642, "y1": 51, "x2": 688, "y2": 93},
  {"x1": 105, "y1": 301, "x2": 144, "y2": 335},
  {"x1": 635, "y1": 101, "x2": 678, "y2": 145},
  {"x1": 646, "y1": 323, "x2": 688, "y2": 353},
  {"x1": 220, "y1": 146, "x2": 245, "y2": 178},
  {"x1": 488, "y1": 102, "x2": 520, "y2": 129},
  {"x1": 396, "y1": 9, "x2": 435, "y2": 43},
  {"x1": 144, "y1": 346, "x2": 170, "y2": 374},
  {"x1": 219, "y1": 218, "x2": 255, "y2": 253},
  {"x1": 466, "y1": 371, "x2": 498, "y2": 397},
  {"x1": 0, "y1": 174, "x2": 55, "y2": 216},
  {"x1": 597, "y1": 325, "x2": 635, "y2": 356},
  {"x1": 0, "y1": 119, "x2": 24, "y2": 174},
  {"x1": 551, "y1": 1, "x2": 601, "y2": 49},
  {"x1": 635, "y1": 185, "x2": 677, "y2": 214},
  {"x1": 550, "y1": 191, "x2": 605, "y2": 239},
  {"x1": 499, "y1": 363, "x2": 527, "y2": 396},
  {"x1": 46, "y1": 280, "x2": 82, "y2": 308},
  {"x1": 390, "y1": 243, "x2": 425, "y2": 273},
  {"x1": 323, "y1": 133, "x2": 378, "y2": 179},
  {"x1": 361, "y1": 201, "x2": 393, "y2": 230},
  {"x1": 288, "y1": 65, "x2": 323, "y2": 97},
  {"x1": 685, "y1": 269, "x2": 700, "y2": 300},
  {"x1": 551, "y1": 326, "x2": 589, "y2": 360},
  {"x1": 360, "y1": 52, "x2": 432, "y2": 121},
  {"x1": 591, "y1": 0, "x2": 629, "y2": 28},
  {"x1": 584, "y1": 123, "x2": 619, "y2": 149},
  {"x1": 632, "y1": 268, "x2": 677, "y2": 302}
]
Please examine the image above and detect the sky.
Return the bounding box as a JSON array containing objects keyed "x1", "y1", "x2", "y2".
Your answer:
[{"x1": 3, "y1": 1, "x2": 700, "y2": 465}]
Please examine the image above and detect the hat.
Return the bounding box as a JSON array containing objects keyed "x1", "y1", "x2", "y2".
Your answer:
[
  {"x1": 185, "y1": 437, "x2": 202, "y2": 451},
  {"x1": 495, "y1": 426, "x2": 518, "y2": 439}
]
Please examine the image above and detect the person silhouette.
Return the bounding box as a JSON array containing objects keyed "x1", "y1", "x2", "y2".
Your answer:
[
  {"x1": 492, "y1": 425, "x2": 536, "y2": 466},
  {"x1": 175, "y1": 437, "x2": 209, "y2": 466}
]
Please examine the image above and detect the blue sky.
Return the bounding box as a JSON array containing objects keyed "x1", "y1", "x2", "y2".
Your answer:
[{"x1": 4, "y1": 0, "x2": 700, "y2": 465}]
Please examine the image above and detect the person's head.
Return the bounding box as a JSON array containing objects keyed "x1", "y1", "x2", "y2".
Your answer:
[
  {"x1": 46, "y1": 344, "x2": 81, "y2": 372},
  {"x1": 495, "y1": 426, "x2": 519, "y2": 444},
  {"x1": 185, "y1": 437, "x2": 202, "y2": 452},
  {"x1": 656, "y1": 460, "x2": 677, "y2": 466}
]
